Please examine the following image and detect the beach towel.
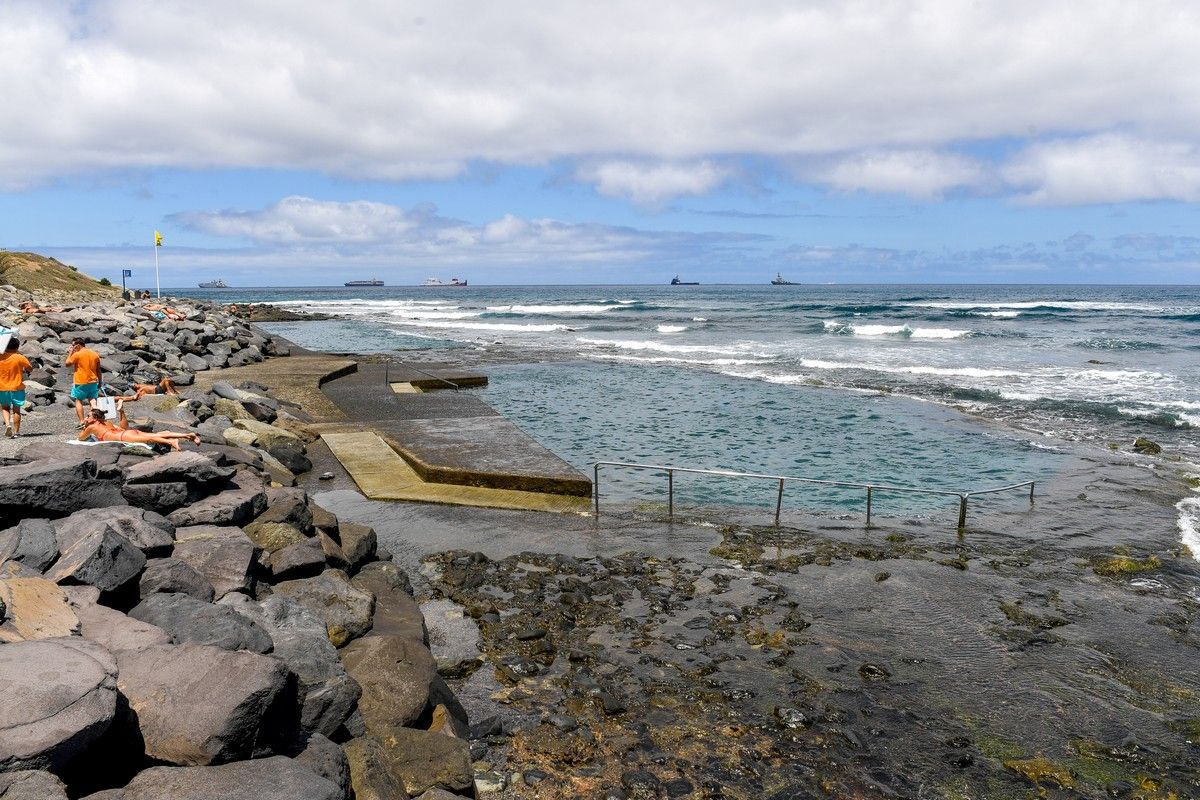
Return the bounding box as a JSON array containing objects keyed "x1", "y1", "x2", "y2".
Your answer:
[{"x1": 66, "y1": 438, "x2": 154, "y2": 451}]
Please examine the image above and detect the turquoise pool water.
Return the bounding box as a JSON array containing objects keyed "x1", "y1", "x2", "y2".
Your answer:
[{"x1": 476, "y1": 361, "x2": 1068, "y2": 517}]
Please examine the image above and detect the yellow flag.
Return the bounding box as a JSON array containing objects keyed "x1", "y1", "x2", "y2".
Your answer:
[{"x1": 154, "y1": 230, "x2": 163, "y2": 247}]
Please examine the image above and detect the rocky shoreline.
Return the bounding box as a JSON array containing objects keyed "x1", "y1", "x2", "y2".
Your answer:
[
  {"x1": 0, "y1": 287, "x2": 478, "y2": 799},
  {"x1": 5, "y1": 285, "x2": 1200, "y2": 800}
]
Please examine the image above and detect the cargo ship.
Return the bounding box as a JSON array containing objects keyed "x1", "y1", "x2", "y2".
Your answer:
[
  {"x1": 344, "y1": 279, "x2": 385, "y2": 287},
  {"x1": 198, "y1": 279, "x2": 229, "y2": 288}
]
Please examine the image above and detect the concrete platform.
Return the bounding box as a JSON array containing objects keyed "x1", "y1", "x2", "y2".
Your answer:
[
  {"x1": 207, "y1": 348, "x2": 592, "y2": 513},
  {"x1": 320, "y1": 362, "x2": 591, "y2": 496},
  {"x1": 377, "y1": 417, "x2": 591, "y2": 496},
  {"x1": 323, "y1": 431, "x2": 590, "y2": 513}
]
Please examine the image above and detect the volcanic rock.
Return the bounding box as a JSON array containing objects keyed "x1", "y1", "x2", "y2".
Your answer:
[
  {"x1": 129, "y1": 593, "x2": 272, "y2": 653},
  {"x1": 0, "y1": 638, "x2": 118, "y2": 772},
  {"x1": 115, "y1": 643, "x2": 293, "y2": 766}
]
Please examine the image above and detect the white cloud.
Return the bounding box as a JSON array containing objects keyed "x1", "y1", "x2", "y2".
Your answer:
[
  {"x1": 1004, "y1": 134, "x2": 1200, "y2": 205},
  {"x1": 813, "y1": 150, "x2": 985, "y2": 199},
  {"x1": 2, "y1": 0, "x2": 1200, "y2": 205},
  {"x1": 168, "y1": 195, "x2": 762, "y2": 265},
  {"x1": 576, "y1": 160, "x2": 730, "y2": 203},
  {"x1": 178, "y1": 196, "x2": 420, "y2": 243}
]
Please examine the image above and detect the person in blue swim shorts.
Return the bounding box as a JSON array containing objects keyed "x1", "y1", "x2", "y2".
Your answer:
[
  {"x1": 66, "y1": 338, "x2": 103, "y2": 427},
  {"x1": 0, "y1": 336, "x2": 32, "y2": 438}
]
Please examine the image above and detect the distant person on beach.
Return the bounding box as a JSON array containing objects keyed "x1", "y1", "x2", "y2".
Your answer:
[
  {"x1": 0, "y1": 336, "x2": 31, "y2": 438},
  {"x1": 78, "y1": 400, "x2": 200, "y2": 450},
  {"x1": 120, "y1": 377, "x2": 179, "y2": 400},
  {"x1": 65, "y1": 338, "x2": 102, "y2": 427},
  {"x1": 20, "y1": 301, "x2": 65, "y2": 314},
  {"x1": 140, "y1": 290, "x2": 151, "y2": 300}
]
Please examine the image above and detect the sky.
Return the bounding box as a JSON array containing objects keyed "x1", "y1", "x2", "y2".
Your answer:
[{"x1": 2, "y1": 1, "x2": 1200, "y2": 286}]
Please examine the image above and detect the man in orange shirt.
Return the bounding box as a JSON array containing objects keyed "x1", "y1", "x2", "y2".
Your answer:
[
  {"x1": 65, "y1": 338, "x2": 103, "y2": 427},
  {"x1": 0, "y1": 336, "x2": 32, "y2": 438}
]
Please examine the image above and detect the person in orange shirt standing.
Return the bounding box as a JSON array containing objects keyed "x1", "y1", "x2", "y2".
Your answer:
[
  {"x1": 65, "y1": 338, "x2": 103, "y2": 427},
  {"x1": 0, "y1": 336, "x2": 32, "y2": 438}
]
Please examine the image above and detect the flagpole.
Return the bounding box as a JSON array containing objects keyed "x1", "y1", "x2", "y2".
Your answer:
[{"x1": 154, "y1": 237, "x2": 160, "y2": 298}]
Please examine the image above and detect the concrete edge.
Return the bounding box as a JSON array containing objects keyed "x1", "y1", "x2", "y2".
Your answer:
[{"x1": 377, "y1": 432, "x2": 593, "y2": 497}]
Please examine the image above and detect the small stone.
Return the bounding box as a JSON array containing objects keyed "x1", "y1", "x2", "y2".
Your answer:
[
  {"x1": 514, "y1": 627, "x2": 547, "y2": 641},
  {"x1": 475, "y1": 769, "x2": 507, "y2": 793},
  {"x1": 773, "y1": 706, "x2": 811, "y2": 729},
  {"x1": 1133, "y1": 437, "x2": 1162, "y2": 455},
  {"x1": 664, "y1": 777, "x2": 696, "y2": 797},
  {"x1": 858, "y1": 663, "x2": 891, "y2": 681},
  {"x1": 319, "y1": 471, "x2": 335, "y2": 480}
]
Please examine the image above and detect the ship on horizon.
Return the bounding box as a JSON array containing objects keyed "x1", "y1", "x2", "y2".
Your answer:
[
  {"x1": 771, "y1": 272, "x2": 799, "y2": 285},
  {"x1": 198, "y1": 279, "x2": 229, "y2": 288},
  {"x1": 421, "y1": 277, "x2": 468, "y2": 287},
  {"x1": 344, "y1": 278, "x2": 385, "y2": 287}
]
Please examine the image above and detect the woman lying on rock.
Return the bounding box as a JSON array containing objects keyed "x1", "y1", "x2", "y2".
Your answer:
[{"x1": 78, "y1": 399, "x2": 200, "y2": 450}]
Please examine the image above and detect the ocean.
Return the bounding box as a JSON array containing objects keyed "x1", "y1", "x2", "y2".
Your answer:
[{"x1": 184, "y1": 283, "x2": 1200, "y2": 538}]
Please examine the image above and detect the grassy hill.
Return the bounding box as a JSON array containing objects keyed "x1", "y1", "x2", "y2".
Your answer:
[{"x1": 0, "y1": 251, "x2": 118, "y2": 294}]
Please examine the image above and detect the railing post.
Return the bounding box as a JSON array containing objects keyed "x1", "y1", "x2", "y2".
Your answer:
[
  {"x1": 668, "y1": 469, "x2": 674, "y2": 519},
  {"x1": 957, "y1": 494, "x2": 968, "y2": 530},
  {"x1": 866, "y1": 486, "x2": 873, "y2": 527},
  {"x1": 593, "y1": 464, "x2": 600, "y2": 517},
  {"x1": 775, "y1": 478, "x2": 784, "y2": 526}
]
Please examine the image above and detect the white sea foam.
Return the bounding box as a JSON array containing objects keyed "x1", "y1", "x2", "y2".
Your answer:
[
  {"x1": 968, "y1": 310, "x2": 1022, "y2": 318},
  {"x1": 692, "y1": 317, "x2": 708, "y2": 322},
  {"x1": 1178, "y1": 494, "x2": 1200, "y2": 561},
  {"x1": 911, "y1": 300, "x2": 1169, "y2": 312},
  {"x1": 486, "y1": 303, "x2": 627, "y2": 315},
  {"x1": 797, "y1": 358, "x2": 1021, "y2": 378},
  {"x1": 823, "y1": 320, "x2": 972, "y2": 339},
  {"x1": 576, "y1": 336, "x2": 767, "y2": 357},
  {"x1": 392, "y1": 319, "x2": 573, "y2": 333},
  {"x1": 656, "y1": 324, "x2": 688, "y2": 334},
  {"x1": 590, "y1": 354, "x2": 772, "y2": 367}
]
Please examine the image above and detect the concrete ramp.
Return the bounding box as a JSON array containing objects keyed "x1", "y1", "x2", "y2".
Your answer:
[{"x1": 323, "y1": 431, "x2": 591, "y2": 513}]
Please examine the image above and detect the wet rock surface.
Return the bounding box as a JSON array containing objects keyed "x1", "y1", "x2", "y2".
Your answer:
[{"x1": 315, "y1": 451, "x2": 1200, "y2": 800}]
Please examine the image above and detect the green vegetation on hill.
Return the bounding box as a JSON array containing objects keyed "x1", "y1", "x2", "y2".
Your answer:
[{"x1": 0, "y1": 250, "x2": 118, "y2": 294}]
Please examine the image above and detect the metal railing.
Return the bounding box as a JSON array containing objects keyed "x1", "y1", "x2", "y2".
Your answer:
[
  {"x1": 383, "y1": 359, "x2": 460, "y2": 391},
  {"x1": 592, "y1": 461, "x2": 1035, "y2": 529}
]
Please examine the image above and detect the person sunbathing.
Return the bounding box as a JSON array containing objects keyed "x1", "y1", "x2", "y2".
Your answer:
[
  {"x1": 144, "y1": 303, "x2": 185, "y2": 320},
  {"x1": 119, "y1": 377, "x2": 179, "y2": 400},
  {"x1": 78, "y1": 401, "x2": 200, "y2": 450},
  {"x1": 19, "y1": 301, "x2": 65, "y2": 314}
]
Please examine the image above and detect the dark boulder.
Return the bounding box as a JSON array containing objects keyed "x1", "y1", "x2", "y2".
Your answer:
[
  {"x1": 138, "y1": 558, "x2": 215, "y2": 602},
  {"x1": 219, "y1": 593, "x2": 361, "y2": 738},
  {"x1": 0, "y1": 519, "x2": 58, "y2": 572},
  {"x1": 274, "y1": 570, "x2": 374, "y2": 648},
  {"x1": 0, "y1": 460, "x2": 125, "y2": 525},
  {"x1": 46, "y1": 529, "x2": 146, "y2": 594},
  {"x1": 77, "y1": 756, "x2": 341, "y2": 800},
  {"x1": 170, "y1": 526, "x2": 257, "y2": 599},
  {"x1": 0, "y1": 638, "x2": 118, "y2": 772},
  {"x1": 115, "y1": 643, "x2": 294, "y2": 766},
  {"x1": 54, "y1": 507, "x2": 175, "y2": 558},
  {"x1": 123, "y1": 451, "x2": 234, "y2": 489},
  {"x1": 167, "y1": 487, "x2": 266, "y2": 528},
  {"x1": 129, "y1": 593, "x2": 272, "y2": 653},
  {"x1": 0, "y1": 770, "x2": 69, "y2": 800}
]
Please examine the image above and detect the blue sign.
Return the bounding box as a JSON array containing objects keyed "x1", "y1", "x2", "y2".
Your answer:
[{"x1": 121, "y1": 269, "x2": 132, "y2": 277}]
